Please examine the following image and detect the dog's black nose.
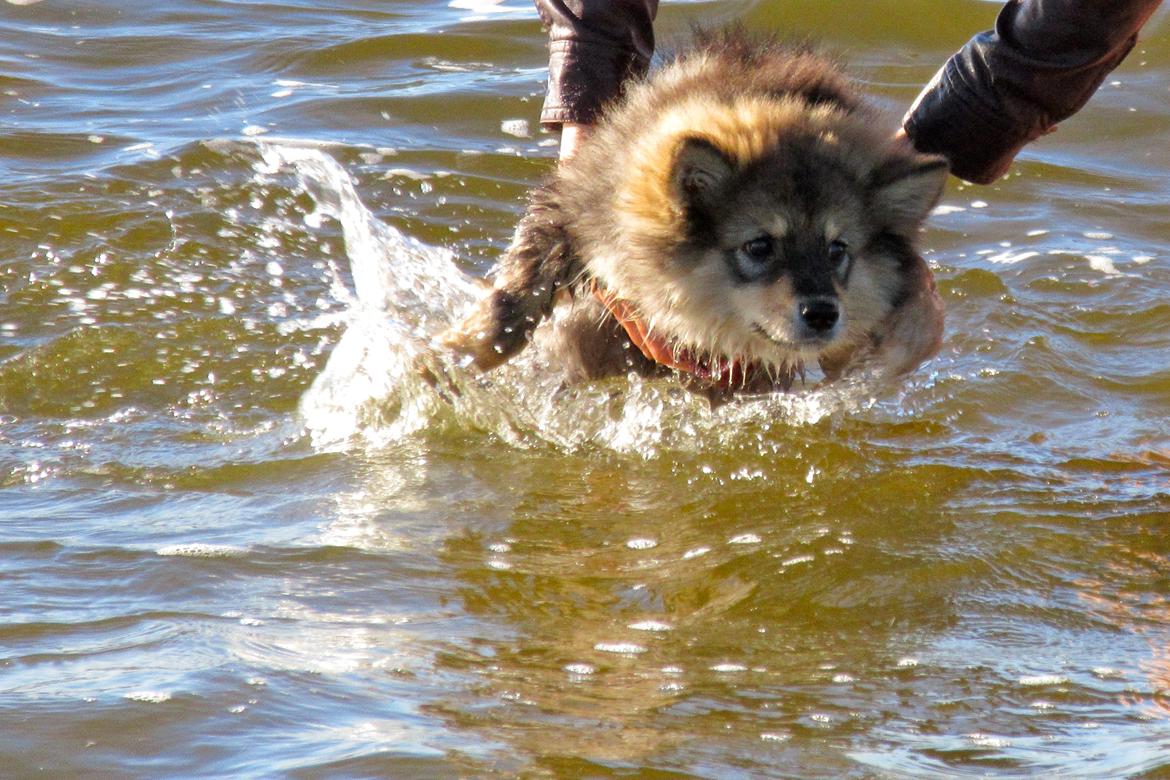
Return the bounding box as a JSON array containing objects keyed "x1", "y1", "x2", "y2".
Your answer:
[{"x1": 800, "y1": 299, "x2": 839, "y2": 333}]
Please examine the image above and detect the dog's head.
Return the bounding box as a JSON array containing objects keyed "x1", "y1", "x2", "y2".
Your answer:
[{"x1": 597, "y1": 96, "x2": 947, "y2": 370}]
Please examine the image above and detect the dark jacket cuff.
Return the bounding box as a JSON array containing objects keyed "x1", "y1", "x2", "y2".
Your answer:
[
  {"x1": 540, "y1": 39, "x2": 650, "y2": 128},
  {"x1": 903, "y1": 52, "x2": 1048, "y2": 185}
]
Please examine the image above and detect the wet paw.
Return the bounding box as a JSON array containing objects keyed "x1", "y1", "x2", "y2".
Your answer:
[{"x1": 440, "y1": 288, "x2": 540, "y2": 371}]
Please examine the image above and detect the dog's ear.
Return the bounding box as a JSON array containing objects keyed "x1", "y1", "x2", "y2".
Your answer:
[
  {"x1": 870, "y1": 154, "x2": 948, "y2": 232},
  {"x1": 671, "y1": 137, "x2": 734, "y2": 211}
]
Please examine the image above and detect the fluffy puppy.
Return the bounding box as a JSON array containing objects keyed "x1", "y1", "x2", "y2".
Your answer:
[{"x1": 444, "y1": 27, "x2": 948, "y2": 397}]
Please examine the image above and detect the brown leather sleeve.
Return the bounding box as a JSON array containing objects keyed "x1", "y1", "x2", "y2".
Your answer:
[
  {"x1": 903, "y1": 0, "x2": 1162, "y2": 184},
  {"x1": 534, "y1": 0, "x2": 659, "y2": 128}
]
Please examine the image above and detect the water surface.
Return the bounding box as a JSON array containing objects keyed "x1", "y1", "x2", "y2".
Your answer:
[{"x1": 2, "y1": 1, "x2": 1169, "y2": 777}]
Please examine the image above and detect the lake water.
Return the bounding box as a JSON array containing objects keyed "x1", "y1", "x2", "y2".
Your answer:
[{"x1": 2, "y1": 1, "x2": 1169, "y2": 777}]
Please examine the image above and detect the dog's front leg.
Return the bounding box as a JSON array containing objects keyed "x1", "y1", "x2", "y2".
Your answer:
[
  {"x1": 441, "y1": 192, "x2": 578, "y2": 371},
  {"x1": 871, "y1": 256, "x2": 945, "y2": 377}
]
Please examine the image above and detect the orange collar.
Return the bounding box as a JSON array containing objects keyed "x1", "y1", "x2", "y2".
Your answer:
[{"x1": 590, "y1": 280, "x2": 779, "y2": 392}]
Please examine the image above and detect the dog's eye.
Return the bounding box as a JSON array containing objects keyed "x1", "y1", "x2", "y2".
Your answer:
[
  {"x1": 741, "y1": 236, "x2": 774, "y2": 262},
  {"x1": 732, "y1": 235, "x2": 778, "y2": 282},
  {"x1": 828, "y1": 239, "x2": 851, "y2": 272}
]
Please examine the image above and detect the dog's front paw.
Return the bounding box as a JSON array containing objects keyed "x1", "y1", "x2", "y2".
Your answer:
[
  {"x1": 440, "y1": 289, "x2": 532, "y2": 371},
  {"x1": 872, "y1": 265, "x2": 945, "y2": 377}
]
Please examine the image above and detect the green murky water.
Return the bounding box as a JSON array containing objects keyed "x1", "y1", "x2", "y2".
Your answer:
[{"x1": 2, "y1": 1, "x2": 1169, "y2": 776}]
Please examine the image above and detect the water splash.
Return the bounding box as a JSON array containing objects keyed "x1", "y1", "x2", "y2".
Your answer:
[
  {"x1": 247, "y1": 141, "x2": 482, "y2": 449},
  {"x1": 246, "y1": 141, "x2": 881, "y2": 455}
]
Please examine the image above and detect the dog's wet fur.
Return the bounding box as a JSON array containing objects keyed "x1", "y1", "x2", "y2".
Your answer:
[{"x1": 444, "y1": 27, "x2": 948, "y2": 397}]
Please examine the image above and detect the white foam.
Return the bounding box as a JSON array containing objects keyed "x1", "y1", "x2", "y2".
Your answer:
[
  {"x1": 1019, "y1": 674, "x2": 1068, "y2": 687},
  {"x1": 1087, "y1": 255, "x2": 1121, "y2": 275},
  {"x1": 123, "y1": 691, "x2": 172, "y2": 703},
  {"x1": 728, "y1": 533, "x2": 761, "y2": 545},
  {"x1": 500, "y1": 119, "x2": 531, "y2": 138},
  {"x1": 157, "y1": 543, "x2": 246, "y2": 558},
  {"x1": 987, "y1": 250, "x2": 1040, "y2": 265},
  {"x1": 449, "y1": 0, "x2": 528, "y2": 13},
  {"x1": 628, "y1": 620, "x2": 672, "y2": 632},
  {"x1": 594, "y1": 642, "x2": 647, "y2": 655}
]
